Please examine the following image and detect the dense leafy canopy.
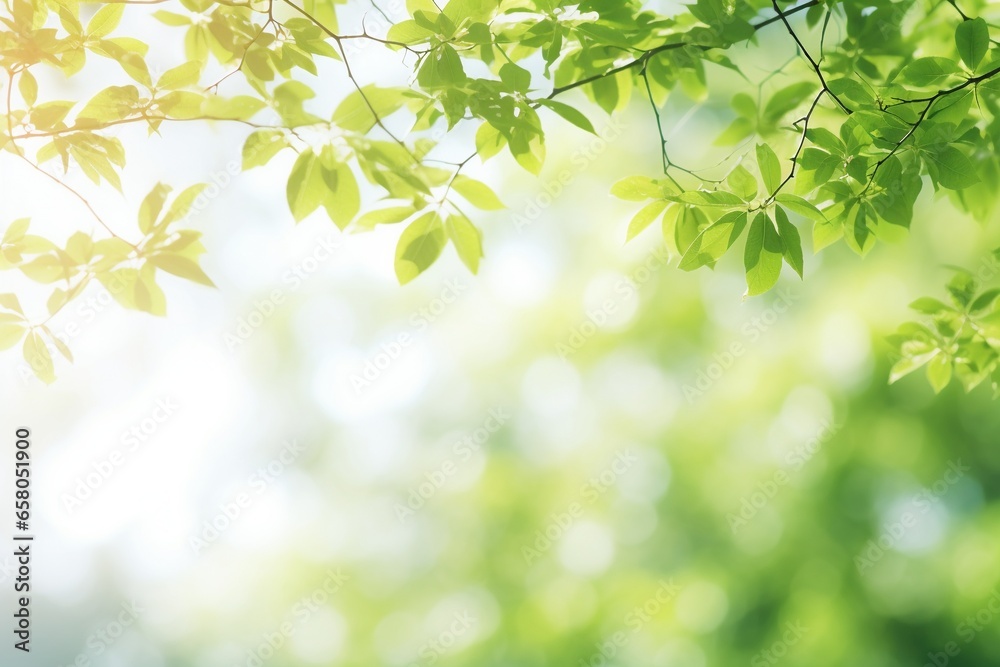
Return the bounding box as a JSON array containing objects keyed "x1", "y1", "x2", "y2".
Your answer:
[{"x1": 2, "y1": 0, "x2": 1000, "y2": 392}]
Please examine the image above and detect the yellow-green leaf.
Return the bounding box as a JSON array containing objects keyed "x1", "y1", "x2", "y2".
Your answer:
[
  {"x1": 626, "y1": 200, "x2": 669, "y2": 241},
  {"x1": 87, "y1": 3, "x2": 124, "y2": 38},
  {"x1": 451, "y1": 176, "x2": 504, "y2": 210},
  {"x1": 23, "y1": 331, "x2": 55, "y2": 384},
  {"x1": 756, "y1": 143, "x2": 782, "y2": 194},
  {"x1": 395, "y1": 212, "x2": 446, "y2": 284},
  {"x1": 149, "y1": 253, "x2": 215, "y2": 287},
  {"x1": 286, "y1": 150, "x2": 326, "y2": 222},
  {"x1": 445, "y1": 214, "x2": 483, "y2": 273},
  {"x1": 0, "y1": 323, "x2": 25, "y2": 351},
  {"x1": 744, "y1": 212, "x2": 784, "y2": 297},
  {"x1": 139, "y1": 183, "x2": 171, "y2": 234}
]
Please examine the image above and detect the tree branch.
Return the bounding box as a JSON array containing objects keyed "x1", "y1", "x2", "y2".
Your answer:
[
  {"x1": 546, "y1": 0, "x2": 821, "y2": 100},
  {"x1": 866, "y1": 63, "x2": 1000, "y2": 188},
  {"x1": 767, "y1": 89, "x2": 824, "y2": 201},
  {"x1": 771, "y1": 0, "x2": 852, "y2": 114}
]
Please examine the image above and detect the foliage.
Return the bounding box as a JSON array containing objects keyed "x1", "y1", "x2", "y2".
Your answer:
[
  {"x1": 889, "y1": 248, "x2": 1000, "y2": 396},
  {"x1": 2, "y1": 0, "x2": 999, "y2": 389}
]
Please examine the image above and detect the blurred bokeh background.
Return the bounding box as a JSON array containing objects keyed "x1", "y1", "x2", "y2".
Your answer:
[{"x1": 3, "y1": 1, "x2": 1000, "y2": 666}]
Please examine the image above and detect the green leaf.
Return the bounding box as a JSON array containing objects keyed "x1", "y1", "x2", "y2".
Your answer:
[
  {"x1": 774, "y1": 193, "x2": 826, "y2": 222},
  {"x1": 509, "y1": 130, "x2": 545, "y2": 175},
  {"x1": 87, "y1": 3, "x2": 124, "y2": 38},
  {"x1": 149, "y1": 253, "x2": 215, "y2": 287},
  {"x1": 970, "y1": 288, "x2": 1000, "y2": 313},
  {"x1": 44, "y1": 325, "x2": 73, "y2": 361},
  {"x1": 715, "y1": 116, "x2": 755, "y2": 146},
  {"x1": 133, "y1": 264, "x2": 166, "y2": 316},
  {"x1": 158, "y1": 90, "x2": 204, "y2": 119},
  {"x1": 475, "y1": 122, "x2": 506, "y2": 161},
  {"x1": 417, "y1": 44, "x2": 467, "y2": 88},
  {"x1": 910, "y1": 297, "x2": 952, "y2": 314},
  {"x1": 744, "y1": 212, "x2": 783, "y2": 296},
  {"x1": 442, "y1": 0, "x2": 496, "y2": 23},
  {"x1": 756, "y1": 143, "x2": 782, "y2": 193},
  {"x1": 889, "y1": 353, "x2": 936, "y2": 383},
  {"x1": 626, "y1": 200, "x2": 669, "y2": 241},
  {"x1": 353, "y1": 205, "x2": 418, "y2": 231},
  {"x1": 499, "y1": 62, "x2": 531, "y2": 92},
  {"x1": 286, "y1": 150, "x2": 326, "y2": 222},
  {"x1": 30, "y1": 101, "x2": 74, "y2": 130},
  {"x1": 925, "y1": 145, "x2": 979, "y2": 190},
  {"x1": 956, "y1": 17, "x2": 989, "y2": 70},
  {"x1": 18, "y1": 71, "x2": 37, "y2": 106},
  {"x1": 395, "y1": 212, "x2": 446, "y2": 284},
  {"x1": 806, "y1": 128, "x2": 845, "y2": 154},
  {"x1": 445, "y1": 214, "x2": 483, "y2": 273},
  {"x1": 927, "y1": 354, "x2": 952, "y2": 393},
  {"x1": 386, "y1": 19, "x2": 435, "y2": 45},
  {"x1": 332, "y1": 86, "x2": 406, "y2": 133},
  {"x1": 3, "y1": 218, "x2": 30, "y2": 243},
  {"x1": 161, "y1": 184, "x2": 208, "y2": 226},
  {"x1": 612, "y1": 176, "x2": 666, "y2": 201},
  {"x1": 0, "y1": 323, "x2": 25, "y2": 351},
  {"x1": 451, "y1": 176, "x2": 504, "y2": 210},
  {"x1": 153, "y1": 10, "x2": 191, "y2": 26},
  {"x1": 157, "y1": 61, "x2": 202, "y2": 90},
  {"x1": 590, "y1": 72, "x2": 622, "y2": 114},
  {"x1": 899, "y1": 57, "x2": 961, "y2": 87},
  {"x1": 774, "y1": 206, "x2": 803, "y2": 278},
  {"x1": 727, "y1": 165, "x2": 757, "y2": 201},
  {"x1": 242, "y1": 129, "x2": 288, "y2": 170},
  {"x1": 0, "y1": 294, "x2": 25, "y2": 315},
  {"x1": 676, "y1": 190, "x2": 745, "y2": 208},
  {"x1": 946, "y1": 271, "x2": 977, "y2": 308},
  {"x1": 826, "y1": 78, "x2": 874, "y2": 106},
  {"x1": 77, "y1": 85, "x2": 139, "y2": 123},
  {"x1": 538, "y1": 99, "x2": 596, "y2": 134},
  {"x1": 139, "y1": 183, "x2": 171, "y2": 234},
  {"x1": 319, "y1": 157, "x2": 361, "y2": 229},
  {"x1": 23, "y1": 331, "x2": 55, "y2": 384},
  {"x1": 846, "y1": 202, "x2": 876, "y2": 256},
  {"x1": 202, "y1": 95, "x2": 265, "y2": 121},
  {"x1": 679, "y1": 210, "x2": 748, "y2": 271},
  {"x1": 761, "y1": 81, "x2": 817, "y2": 125},
  {"x1": 674, "y1": 206, "x2": 708, "y2": 255}
]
